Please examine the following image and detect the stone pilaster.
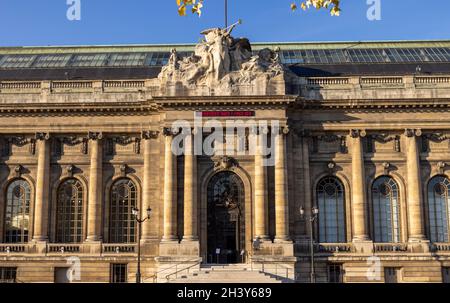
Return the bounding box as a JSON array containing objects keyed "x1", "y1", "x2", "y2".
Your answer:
[
  {"x1": 254, "y1": 127, "x2": 269, "y2": 240},
  {"x1": 162, "y1": 128, "x2": 178, "y2": 241},
  {"x1": 274, "y1": 126, "x2": 290, "y2": 242},
  {"x1": 183, "y1": 131, "x2": 198, "y2": 241},
  {"x1": 32, "y1": 132, "x2": 50, "y2": 242},
  {"x1": 86, "y1": 132, "x2": 103, "y2": 242},
  {"x1": 141, "y1": 130, "x2": 159, "y2": 242},
  {"x1": 404, "y1": 129, "x2": 427, "y2": 246},
  {"x1": 349, "y1": 129, "x2": 370, "y2": 247}
]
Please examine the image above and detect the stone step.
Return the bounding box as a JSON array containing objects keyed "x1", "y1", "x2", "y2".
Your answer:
[{"x1": 167, "y1": 267, "x2": 286, "y2": 283}]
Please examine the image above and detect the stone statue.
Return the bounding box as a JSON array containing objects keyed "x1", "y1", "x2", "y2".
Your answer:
[{"x1": 158, "y1": 22, "x2": 290, "y2": 95}]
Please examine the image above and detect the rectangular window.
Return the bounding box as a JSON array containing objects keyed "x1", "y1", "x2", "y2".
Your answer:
[
  {"x1": 384, "y1": 267, "x2": 401, "y2": 283},
  {"x1": 443, "y1": 267, "x2": 450, "y2": 283},
  {"x1": 110, "y1": 264, "x2": 127, "y2": 283},
  {"x1": 328, "y1": 264, "x2": 343, "y2": 283},
  {"x1": 0, "y1": 267, "x2": 17, "y2": 283}
]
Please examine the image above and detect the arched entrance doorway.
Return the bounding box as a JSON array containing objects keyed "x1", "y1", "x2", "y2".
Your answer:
[{"x1": 207, "y1": 171, "x2": 245, "y2": 264}]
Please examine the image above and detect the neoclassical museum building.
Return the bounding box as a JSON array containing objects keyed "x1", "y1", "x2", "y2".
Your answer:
[{"x1": 1, "y1": 29, "x2": 450, "y2": 283}]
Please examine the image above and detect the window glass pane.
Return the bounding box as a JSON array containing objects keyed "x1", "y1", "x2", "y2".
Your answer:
[
  {"x1": 32, "y1": 54, "x2": 72, "y2": 68},
  {"x1": 70, "y1": 53, "x2": 109, "y2": 67},
  {"x1": 316, "y1": 177, "x2": 346, "y2": 243},
  {"x1": 108, "y1": 53, "x2": 147, "y2": 67},
  {"x1": 5, "y1": 179, "x2": 31, "y2": 243},
  {"x1": 109, "y1": 178, "x2": 137, "y2": 243},
  {"x1": 0, "y1": 55, "x2": 36, "y2": 68},
  {"x1": 56, "y1": 179, "x2": 84, "y2": 243},
  {"x1": 427, "y1": 176, "x2": 450, "y2": 242},
  {"x1": 372, "y1": 177, "x2": 400, "y2": 243}
]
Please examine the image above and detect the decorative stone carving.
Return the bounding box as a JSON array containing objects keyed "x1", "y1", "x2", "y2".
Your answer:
[
  {"x1": 404, "y1": 128, "x2": 422, "y2": 137},
  {"x1": 87, "y1": 132, "x2": 103, "y2": 141},
  {"x1": 437, "y1": 161, "x2": 447, "y2": 174},
  {"x1": 314, "y1": 134, "x2": 347, "y2": 153},
  {"x1": 141, "y1": 130, "x2": 160, "y2": 140},
  {"x1": 66, "y1": 164, "x2": 75, "y2": 177},
  {"x1": 350, "y1": 129, "x2": 367, "y2": 138},
  {"x1": 368, "y1": 133, "x2": 401, "y2": 152},
  {"x1": 382, "y1": 162, "x2": 391, "y2": 174},
  {"x1": 55, "y1": 136, "x2": 89, "y2": 155},
  {"x1": 158, "y1": 24, "x2": 292, "y2": 96},
  {"x1": 6, "y1": 136, "x2": 35, "y2": 155},
  {"x1": 14, "y1": 165, "x2": 23, "y2": 177},
  {"x1": 120, "y1": 164, "x2": 128, "y2": 177},
  {"x1": 214, "y1": 156, "x2": 238, "y2": 171}
]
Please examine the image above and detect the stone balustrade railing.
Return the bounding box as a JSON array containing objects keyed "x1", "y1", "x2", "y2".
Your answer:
[
  {"x1": 361, "y1": 77, "x2": 403, "y2": 85},
  {"x1": 102, "y1": 243, "x2": 137, "y2": 254},
  {"x1": 1, "y1": 75, "x2": 450, "y2": 96},
  {"x1": 432, "y1": 243, "x2": 450, "y2": 252},
  {"x1": 315, "y1": 243, "x2": 354, "y2": 253},
  {"x1": 0, "y1": 244, "x2": 28, "y2": 253},
  {"x1": 47, "y1": 244, "x2": 81, "y2": 254},
  {"x1": 373, "y1": 243, "x2": 408, "y2": 252}
]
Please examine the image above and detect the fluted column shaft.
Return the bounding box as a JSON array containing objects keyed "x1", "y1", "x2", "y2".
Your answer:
[
  {"x1": 275, "y1": 127, "x2": 290, "y2": 241},
  {"x1": 183, "y1": 132, "x2": 198, "y2": 241},
  {"x1": 350, "y1": 130, "x2": 369, "y2": 241},
  {"x1": 254, "y1": 130, "x2": 269, "y2": 239},
  {"x1": 162, "y1": 129, "x2": 177, "y2": 241},
  {"x1": 405, "y1": 129, "x2": 426, "y2": 241},
  {"x1": 33, "y1": 133, "x2": 50, "y2": 242},
  {"x1": 86, "y1": 133, "x2": 103, "y2": 242}
]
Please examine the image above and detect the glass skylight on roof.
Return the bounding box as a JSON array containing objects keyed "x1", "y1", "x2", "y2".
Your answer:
[
  {"x1": 0, "y1": 54, "x2": 36, "y2": 68},
  {"x1": 108, "y1": 53, "x2": 147, "y2": 67},
  {"x1": 148, "y1": 52, "x2": 170, "y2": 66},
  {"x1": 32, "y1": 54, "x2": 72, "y2": 68},
  {"x1": 347, "y1": 49, "x2": 387, "y2": 63},
  {"x1": 423, "y1": 48, "x2": 450, "y2": 62},
  {"x1": 70, "y1": 53, "x2": 109, "y2": 67}
]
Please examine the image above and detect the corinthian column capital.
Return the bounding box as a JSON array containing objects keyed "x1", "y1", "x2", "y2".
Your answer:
[
  {"x1": 350, "y1": 129, "x2": 367, "y2": 138},
  {"x1": 35, "y1": 132, "x2": 50, "y2": 141},
  {"x1": 141, "y1": 130, "x2": 159, "y2": 140},
  {"x1": 404, "y1": 128, "x2": 422, "y2": 137},
  {"x1": 88, "y1": 131, "x2": 103, "y2": 140}
]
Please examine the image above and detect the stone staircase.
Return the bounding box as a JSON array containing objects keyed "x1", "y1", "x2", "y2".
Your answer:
[{"x1": 167, "y1": 264, "x2": 291, "y2": 283}]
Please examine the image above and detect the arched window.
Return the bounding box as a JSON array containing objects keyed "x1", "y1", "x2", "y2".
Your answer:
[
  {"x1": 371, "y1": 177, "x2": 400, "y2": 243},
  {"x1": 56, "y1": 179, "x2": 83, "y2": 243},
  {"x1": 4, "y1": 179, "x2": 31, "y2": 243},
  {"x1": 109, "y1": 178, "x2": 137, "y2": 243},
  {"x1": 316, "y1": 176, "x2": 346, "y2": 243},
  {"x1": 427, "y1": 176, "x2": 450, "y2": 243}
]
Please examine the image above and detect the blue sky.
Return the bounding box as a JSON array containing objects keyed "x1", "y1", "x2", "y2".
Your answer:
[{"x1": 0, "y1": 0, "x2": 449, "y2": 46}]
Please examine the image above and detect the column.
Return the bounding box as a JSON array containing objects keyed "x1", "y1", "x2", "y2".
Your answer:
[
  {"x1": 350, "y1": 129, "x2": 369, "y2": 241},
  {"x1": 405, "y1": 129, "x2": 426, "y2": 241},
  {"x1": 141, "y1": 130, "x2": 159, "y2": 241},
  {"x1": 33, "y1": 133, "x2": 50, "y2": 242},
  {"x1": 274, "y1": 127, "x2": 290, "y2": 241},
  {"x1": 183, "y1": 131, "x2": 198, "y2": 241},
  {"x1": 162, "y1": 128, "x2": 177, "y2": 241},
  {"x1": 86, "y1": 132, "x2": 103, "y2": 242},
  {"x1": 254, "y1": 127, "x2": 269, "y2": 240}
]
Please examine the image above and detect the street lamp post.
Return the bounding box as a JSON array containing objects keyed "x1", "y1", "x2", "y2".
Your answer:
[
  {"x1": 132, "y1": 206, "x2": 152, "y2": 284},
  {"x1": 299, "y1": 206, "x2": 319, "y2": 283}
]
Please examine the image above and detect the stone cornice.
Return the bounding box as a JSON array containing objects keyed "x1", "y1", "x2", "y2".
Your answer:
[
  {"x1": 298, "y1": 98, "x2": 450, "y2": 110},
  {"x1": 0, "y1": 100, "x2": 160, "y2": 116},
  {"x1": 153, "y1": 95, "x2": 298, "y2": 108}
]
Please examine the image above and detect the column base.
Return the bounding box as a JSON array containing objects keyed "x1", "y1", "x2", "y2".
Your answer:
[
  {"x1": 274, "y1": 236, "x2": 292, "y2": 243},
  {"x1": 161, "y1": 236, "x2": 179, "y2": 242},
  {"x1": 182, "y1": 236, "x2": 199, "y2": 242},
  {"x1": 352, "y1": 238, "x2": 373, "y2": 254},
  {"x1": 159, "y1": 240, "x2": 199, "y2": 257},
  {"x1": 253, "y1": 241, "x2": 294, "y2": 257},
  {"x1": 85, "y1": 236, "x2": 102, "y2": 242},
  {"x1": 407, "y1": 237, "x2": 430, "y2": 253}
]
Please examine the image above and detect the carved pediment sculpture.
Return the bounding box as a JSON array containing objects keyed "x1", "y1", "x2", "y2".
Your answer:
[{"x1": 158, "y1": 22, "x2": 292, "y2": 95}]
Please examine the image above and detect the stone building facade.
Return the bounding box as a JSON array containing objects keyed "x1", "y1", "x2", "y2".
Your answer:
[{"x1": 1, "y1": 34, "x2": 450, "y2": 283}]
